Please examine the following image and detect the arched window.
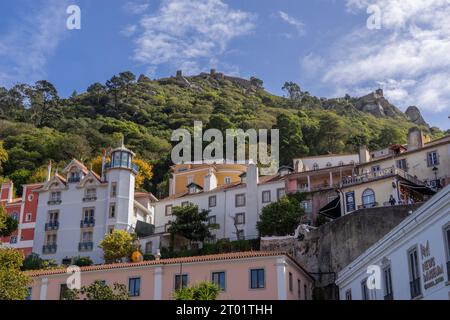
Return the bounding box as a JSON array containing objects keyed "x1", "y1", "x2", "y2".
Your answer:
[
  {"x1": 326, "y1": 162, "x2": 332, "y2": 167},
  {"x1": 313, "y1": 163, "x2": 319, "y2": 171},
  {"x1": 362, "y1": 189, "x2": 376, "y2": 207}
]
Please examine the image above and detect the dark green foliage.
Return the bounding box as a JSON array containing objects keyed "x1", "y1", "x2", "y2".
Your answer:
[
  {"x1": 72, "y1": 256, "x2": 93, "y2": 267},
  {"x1": 160, "y1": 238, "x2": 260, "y2": 259},
  {"x1": 169, "y1": 204, "x2": 211, "y2": 244},
  {"x1": 257, "y1": 193, "x2": 305, "y2": 236}
]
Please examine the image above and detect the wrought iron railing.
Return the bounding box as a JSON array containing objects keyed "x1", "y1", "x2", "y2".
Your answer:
[
  {"x1": 45, "y1": 221, "x2": 59, "y2": 231},
  {"x1": 80, "y1": 218, "x2": 95, "y2": 228},
  {"x1": 42, "y1": 244, "x2": 57, "y2": 254},
  {"x1": 78, "y1": 242, "x2": 93, "y2": 251},
  {"x1": 47, "y1": 199, "x2": 62, "y2": 205},
  {"x1": 82, "y1": 196, "x2": 97, "y2": 202}
]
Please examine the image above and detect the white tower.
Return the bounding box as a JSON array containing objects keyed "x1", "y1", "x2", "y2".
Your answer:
[{"x1": 105, "y1": 142, "x2": 138, "y2": 232}]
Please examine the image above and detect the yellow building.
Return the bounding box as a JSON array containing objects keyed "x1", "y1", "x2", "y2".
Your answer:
[{"x1": 169, "y1": 162, "x2": 248, "y2": 195}]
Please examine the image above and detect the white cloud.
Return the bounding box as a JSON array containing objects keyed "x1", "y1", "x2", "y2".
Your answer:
[
  {"x1": 278, "y1": 11, "x2": 305, "y2": 37},
  {"x1": 0, "y1": 0, "x2": 70, "y2": 87},
  {"x1": 306, "y1": 0, "x2": 450, "y2": 115},
  {"x1": 123, "y1": 1, "x2": 150, "y2": 15},
  {"x1": 130, "y1": 0, "x2": 255, "y2": 75}
]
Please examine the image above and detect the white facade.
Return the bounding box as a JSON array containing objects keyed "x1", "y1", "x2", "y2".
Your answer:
[
  {"x1": 153, "y1": 163, "x2": 286, "y2": 244},
  {"x1": 294, "y1": 154, "x2": 359, "y2": 172},
  {"x1": 32, "y1": 146, "x2": 154, "y2": 264},
  {"x1": 336, "y1": 184, "x2": 450, "y2": 300}
]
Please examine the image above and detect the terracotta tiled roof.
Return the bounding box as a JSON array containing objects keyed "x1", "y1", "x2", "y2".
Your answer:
[{"x1": 25, "y1": 251, "x2": 311, "y2": 278}]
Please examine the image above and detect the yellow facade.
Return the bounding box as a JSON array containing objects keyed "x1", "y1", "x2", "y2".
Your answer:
[
  {"x1": 171, "y1": 163, "x2": 247, "y2": 194},
  {"x1": 341, "y1": 178, "x2": 398, "y2": 210}
]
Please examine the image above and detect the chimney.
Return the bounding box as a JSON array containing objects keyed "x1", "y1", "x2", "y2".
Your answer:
[
  {"x1": 358, "y1": 146, "x2": 371, "y2": 164},
  {"x1": 47, "y1": 160, "x2": 52, "y2": 182},
  {"x1": 407, "y1": 127, "x2": 424, "y2": 151},
  {"x1": 247, "y1": 160, "x2": 259, "y2": 186},
  {"x1": 203, "y1": 168, "x2": 217, "y2": 191},
  {"x1": 101, "y1": 149, "x2": 106, "y2": 181}
]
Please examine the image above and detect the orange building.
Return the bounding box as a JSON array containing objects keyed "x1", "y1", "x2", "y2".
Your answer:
[{"x1": 169, "y1": 163, "x2": 248, "y2": 195}]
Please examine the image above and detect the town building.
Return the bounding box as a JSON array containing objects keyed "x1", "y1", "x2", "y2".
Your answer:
[
  {"x1": 287, "y1": 129, "x2": 448, "y2": 222},
  {"x1": 0, "y1": 181, "x2": 42, "y2": 256},
  {"x1": 357, "y1": 128, "x2": 450, "y2": 189},
  {"x1": 169, "y1": 162, "x2": 247, "y2": 196},
  {"x1": 336, "y1": 184, "x2": 450, "y2": 300},
  {"x1": 25, "y1": 251, "x2": 314, "y2": 300},
  {"x1": 32, "y1": 144, "x2": 156, "y2": 264}
]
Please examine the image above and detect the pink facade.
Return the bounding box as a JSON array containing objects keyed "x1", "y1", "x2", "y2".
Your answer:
[
  {"x1": 27, "y1": 252, "x2": 314, "y2": 300},
  {"x1": 0, "y1": 182, "x2": 41, "y2": 256}
]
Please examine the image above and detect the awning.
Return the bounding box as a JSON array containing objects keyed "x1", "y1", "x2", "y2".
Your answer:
[
  {"x1": 398, "y1": 180, "x2": 436, "y2": 196},
  {"x1": 135, "y1": 221, "x2": 155, "y2": 237},
  {"x1": 318, "y1": 196, "x2": 342, "y2": 219}
]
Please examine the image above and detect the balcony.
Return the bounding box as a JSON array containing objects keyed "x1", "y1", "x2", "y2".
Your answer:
[
  {"x1": 341, "y1": 167, "x2": 425, "y2": 187},
  {"x1": 409, "y1": 278, "x2": 422, "y2": 299},
  {"x1": 42, "y1": 244, "x2": 57, "y2": 254},
  {"x1": 45, "y1": 221, "x2": 59, "y2": 231},
  {"x1": 68, "y1": 177, "x2": 81, "y2": 183},
  {"x1": 82, "y1": 196, "x2": 97, "y2": 202},
  {"x1": 80, "y1": 218, "x2": 95, "y2": 228},
  {"x1": 78, "y1": 241, "x2": 93, "y2": 251},
  {"x1": 47, "y1": 199, "x2": 62, "y2": 205}
]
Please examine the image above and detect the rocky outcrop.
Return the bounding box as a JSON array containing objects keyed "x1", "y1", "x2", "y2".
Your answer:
[
  {"x1": 355, "y1": 89, "x2": 405, "y2": 118},
  {"x1": 405, "y1": 106, "x2": 429, "y2": 127}
]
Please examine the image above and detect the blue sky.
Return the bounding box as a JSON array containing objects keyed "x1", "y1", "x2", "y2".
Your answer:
[{"x1": 0, "y1": 0, "x2": 449, "y2": 130}]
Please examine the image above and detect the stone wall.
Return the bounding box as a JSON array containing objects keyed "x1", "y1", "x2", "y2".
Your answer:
[{"x1": 261, "y1": 204, "x2": 423, "y2": 299}]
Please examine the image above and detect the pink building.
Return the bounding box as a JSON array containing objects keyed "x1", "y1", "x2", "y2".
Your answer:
[
  {"x1": 26, "y1": 251, "x2": 314, "y2": 300},
  {"x1": 1, "y1": 181, "x2": 42, "y2": 256}
]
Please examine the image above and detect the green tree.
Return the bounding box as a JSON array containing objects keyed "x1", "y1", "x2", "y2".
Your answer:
[
  {"x1": 257, "y1": 194, "x2": 305, "y2": 236},
  {"x1": 173, "y1": 281, "x2": 220, "y2": 300},
  {"x1": 26, "y1": 80, "x2": 61, "y2": 128},
  {"x1": 98, "y1": 230, "x2": 137, "y2": 263},
  {"x1": 105, "y1": 75, "x2": 124, "y2": 110},
  {"x1": 169, "y1": 204, "x2": 212, "y2": 246},
  {"x1": 375, "y1": 126, "x2": 405, "y2": 148},
  {"x1": 87, "y1": 82, "x2": 106, "y2": 105},
  {"x1": 66, "y1": 280, "x2": 129, "y2": 300},
  {"x1": 21, "y1": 253, "x2": 57, "y2": 271},
  {"x1": 282, "y1": 81, "x2": 302, "y2": 101},
  {"x1": 275, "y1": 114, "x2": 309, "y2": 165},
  {"x1": 317, "y1": 112, "x2": 347, "y2": 154},
  {"x1": 119, "y1": 71, "x2": 136, "y2": 98},
  {"x1": 0, "y1": 247, "x2": 30, "y2": 300}
]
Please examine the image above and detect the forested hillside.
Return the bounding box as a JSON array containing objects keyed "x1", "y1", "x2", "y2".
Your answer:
[{"x1": 0, "y1": 71, "x2": 446, "y2": 197}]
